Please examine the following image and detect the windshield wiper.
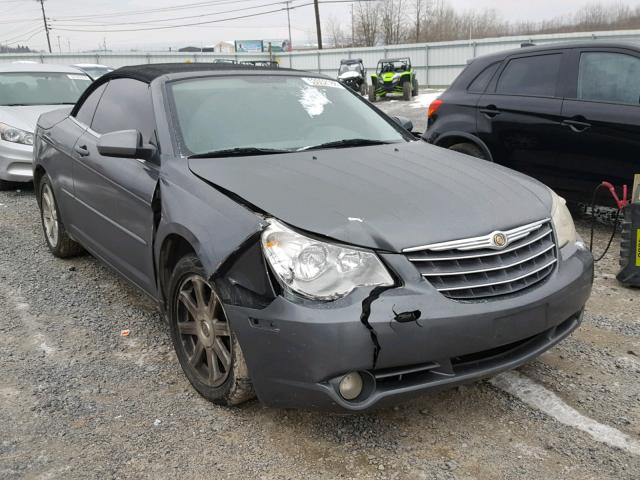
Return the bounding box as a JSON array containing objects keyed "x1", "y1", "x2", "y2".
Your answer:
[
  {"x1": 188, "y1": 147, "x2": 292, "y2": 159},
  {"x1": 297, "y1": 138, "x2": 394, "y2": 151}
]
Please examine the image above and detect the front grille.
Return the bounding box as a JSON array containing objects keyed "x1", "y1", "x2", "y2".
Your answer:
[{"x1": 403, "y1": 219, "x2": 557, "y2": 301}]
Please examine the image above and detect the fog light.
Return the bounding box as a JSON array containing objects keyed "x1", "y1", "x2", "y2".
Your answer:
[{"x1": 338, "y1": 371, "x2": 363, "y2": 400}]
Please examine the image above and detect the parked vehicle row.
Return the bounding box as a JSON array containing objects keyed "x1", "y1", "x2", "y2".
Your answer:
[
  {"x1": 424, "y1": 41, "x2": 640, "y2": 205},
  {"x1": 31, "y1": 62, "x2": 592, "y2": 411}
]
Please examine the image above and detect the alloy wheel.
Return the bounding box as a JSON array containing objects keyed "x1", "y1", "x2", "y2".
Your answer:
[
  {"x1": 175, "y1": 275, "x2": 232, "y2": 387},
  {"x1": 41, "y1": 183, "x2": 59, "y2": 247}
]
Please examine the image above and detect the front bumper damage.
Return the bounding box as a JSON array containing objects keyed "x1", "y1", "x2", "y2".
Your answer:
[{"x1": 223, "y1": 241, "x2": 593, "y2": 412}]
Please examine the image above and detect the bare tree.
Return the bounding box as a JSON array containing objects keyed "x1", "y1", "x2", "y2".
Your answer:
[
  {"x1": 380, "y1": 0, "x2": 406, "y2": 44},
  {"x1": 353, "y1": 0, "x2": 379, "y2": 46},
  {"x1": 325, "y1": 14, "x2": 347, "y2": 48}
]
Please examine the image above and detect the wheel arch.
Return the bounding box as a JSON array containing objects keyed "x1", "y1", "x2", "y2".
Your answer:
[
  {"x1": 33, "y1": 165, "x2": 46, "y2": 206},
  {"x1": 434, "y1": 132, "x2": 494, "y2": 162},
  {"x1": 157, "y1": 231, "x2": 199, "y2": 307}
]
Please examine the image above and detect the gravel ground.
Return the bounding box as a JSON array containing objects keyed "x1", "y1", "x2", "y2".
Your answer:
[{"x1": 1, "y1": 98, "x2": 639, "y2": 479}]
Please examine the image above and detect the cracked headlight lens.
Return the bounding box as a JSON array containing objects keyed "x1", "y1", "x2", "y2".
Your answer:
[
  {"x1": 261, "y1": 219, "x2": 393, "y2": 300},
  {"x1": 550, "y1": 190, "x2": 577, "y2": 248},
  {"x1": 0, "y1": 123, "x2": 33, "y2": 146}
]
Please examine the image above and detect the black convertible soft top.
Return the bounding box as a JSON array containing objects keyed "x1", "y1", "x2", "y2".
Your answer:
[{"x1": 100, "y1": 62, "x2": 290, "y2": 84}]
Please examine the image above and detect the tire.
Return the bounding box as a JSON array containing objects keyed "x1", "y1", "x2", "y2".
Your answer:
[
  {"x1": 412, "y1": 78, "x2": 419, "y2": 96},
  {"x1": 38, "y1": 175, "x2": 83, "y2": 258},
  {"x1": 448, "y1": 142, "x2": 487, "y2": 160},
  {"x1": 402, "y1": 81, "x2": 412, "y2": 101},
  {"x1": 167, "y1": 254, "x2": 254, "y2": 406},
  {"x1": 368, "y1": 84, "x2": 377, "y2": 102}
]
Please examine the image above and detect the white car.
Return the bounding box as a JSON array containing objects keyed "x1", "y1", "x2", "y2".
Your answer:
[{"x1": 0, "y1": 63, "x2": 91, "y2": 189}]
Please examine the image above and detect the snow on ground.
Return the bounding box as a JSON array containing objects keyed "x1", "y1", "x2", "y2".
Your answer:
[{"x1": 409, "y1": 89, "x2": 446, "y2": 109}]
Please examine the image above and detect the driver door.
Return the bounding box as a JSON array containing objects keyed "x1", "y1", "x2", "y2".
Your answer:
[{"x1": 70, "y1": 78, "x2": 159, "y2": 296}]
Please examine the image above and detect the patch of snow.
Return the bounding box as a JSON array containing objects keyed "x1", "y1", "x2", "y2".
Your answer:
[
  {"x1": 298, "y1": 86, "x2": 331, "y2": 117},
  {"x1": 409, "y1": 90, "x2": 445, "y2": 109}
]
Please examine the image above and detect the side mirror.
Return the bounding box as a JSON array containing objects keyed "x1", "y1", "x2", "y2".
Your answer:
[
  {"x1": 97, "y1": 129, "x2": 155, "y2": 161},
  {"x1": 392, "y1": 115, "x2": 413, "y2": 132}
]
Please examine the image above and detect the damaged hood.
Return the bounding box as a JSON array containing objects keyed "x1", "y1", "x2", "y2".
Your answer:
[{"x1": 188, "y1": 141, "x2": 552, "y2": 252}]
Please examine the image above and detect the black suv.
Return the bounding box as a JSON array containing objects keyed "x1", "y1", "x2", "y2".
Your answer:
[{"x1": 423, "y1": 41, "x2": 640, "y2": 204}]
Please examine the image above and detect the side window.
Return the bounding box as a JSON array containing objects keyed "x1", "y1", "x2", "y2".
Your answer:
[
  {"x1": 91, "y1": 78, "x2": 155, "y2": 143},
  {"x1": 578, "y1": 52, "x2": 640, "y2": 105},
  {"x1": 467, "y1": 62, "x2": 500, "y2": 93},
  {"x1": 496, "y1": 54, "x2": 562, "y2": 97},
  {"x1": 74, "y1": 83, "x2": 106, "y2": 126}
]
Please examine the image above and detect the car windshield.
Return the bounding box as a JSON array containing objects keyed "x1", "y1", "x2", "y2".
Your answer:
[
  {"x1": 0, "y1": 71, "x2": 91, "y2": 106},
  {"x1": 378, "y1": 61, "x2": 408, "y2": 74},
  {"x1": 80, "y1": 66, "x2": 111, "y2": 79},
  {"x1": 339, "y1": 63, "x2": 362, "y2": 75},
  {"x1": 168, "y1": 75, "x2": 406, "y2": 155}
]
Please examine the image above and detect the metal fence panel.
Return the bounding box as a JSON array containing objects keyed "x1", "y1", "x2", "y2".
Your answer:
[{"x1": 3, "y1": 28, "x2": 640, "y2": 87}]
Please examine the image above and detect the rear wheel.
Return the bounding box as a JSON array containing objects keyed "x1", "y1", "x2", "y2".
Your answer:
[
  {"x1": 402, "y1": 81, "x2": 412, "y2": 101},
  {"x1": 38, "y1": 175, "x2": 83, "y2": 258},
  {"x1": 368, "y1": 84, "x2": 377, "y2": 102},
  {"x1": 168, "y1": 254, "x2": 254, "y2": 406},
  {"x1": 448, "y1": 142, "x2": 487, "y2": 160}
]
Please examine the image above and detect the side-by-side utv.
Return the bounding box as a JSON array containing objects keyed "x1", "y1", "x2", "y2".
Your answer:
[
  {"x1": 369, "y1": 57, "x2": 419, "y2": 102},
  {"x1": 337, "y1": 59, "x2": 367, "y2": 95}
]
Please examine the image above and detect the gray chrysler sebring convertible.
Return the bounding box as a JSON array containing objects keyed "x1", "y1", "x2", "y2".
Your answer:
[{"x1": 33, "y1": 64, "x2": 593, "y2": 411}]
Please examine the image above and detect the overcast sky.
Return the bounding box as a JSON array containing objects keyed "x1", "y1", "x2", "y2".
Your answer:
[{"x1": 1, "y1": 0, "x2": 639, "y2": 52}]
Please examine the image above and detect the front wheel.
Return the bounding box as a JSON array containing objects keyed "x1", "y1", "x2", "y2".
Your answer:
[
  {"x1": 360, "y1": 82, "x2": 367, "y2": 96},
  {"x1": 368, "y1": 84, "x2": 377, "y2": 102},
  {"x1": 168, "y1": 254, "x2": 254, "y2": 406},
  {"x1": 38, "y1": 175, "x2": 83, "y2": 258},
  {"x1": 402, "y1": 81, "x2": 412, "y2": 101},
  {"x1": 448, "y1": 142, "x2": 487, "y2": 160},
  {"x1": 412, "y1": 78, "x2": 419, "y2": 96}
]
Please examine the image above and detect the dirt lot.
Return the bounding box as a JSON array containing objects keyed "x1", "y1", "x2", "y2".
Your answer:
[{"x1": 1, "y1": 98, "x2": 639, "y2": 479}]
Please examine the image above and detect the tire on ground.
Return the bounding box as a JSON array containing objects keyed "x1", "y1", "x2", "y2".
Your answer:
[
  {"x1": 412, "y1": 78, "x2": 419, "y2": 96},
  {"x1": 38, "y1": 174, "x2": 84, "y2": 258},
  {"x1": 167, "y1": 254, "x2": 254, "y2": 406},
  {"x1": 402, "y1": 81, "x2": 412, "y2": 101},
  {"x1": 448, "y1": 142, "x2": 487, "y2": 160},
  {"x1": 368, "y1": 84, "x2": 377, "y2": 102}
]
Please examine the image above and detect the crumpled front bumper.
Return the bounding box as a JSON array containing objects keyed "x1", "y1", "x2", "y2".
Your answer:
[
  {"x1": 0, "y1": 140, "x2": 33, "y2": 182},
  {"x1": 225, "y1": 242, "x2": 593, "y2": 412}
]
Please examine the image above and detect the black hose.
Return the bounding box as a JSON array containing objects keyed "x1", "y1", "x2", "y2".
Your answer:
[{"x1": 589, "y1": 184, "x2": 622, "y2": 262}]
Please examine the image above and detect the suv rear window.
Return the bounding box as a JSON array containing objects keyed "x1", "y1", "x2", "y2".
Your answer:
[
  {"x1": 468, "y1": 62, "x2": 500, "y2": 93},
  {"x1": 578, "y1": 51, "x2": 640, "y2": 105},
  {"x1": 496, "y1": 54, "x2": 562, "y2": 97}
]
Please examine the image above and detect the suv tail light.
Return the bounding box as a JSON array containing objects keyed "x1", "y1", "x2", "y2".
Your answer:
[{"x1": 427, "y1": 99, "x2": 443, "y2": 119}]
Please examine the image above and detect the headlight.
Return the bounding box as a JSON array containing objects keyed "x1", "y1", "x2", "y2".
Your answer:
[
  {"x1": 0, "y1": 123, "x2": 33, "y2": 146},
  {"x1": 550, "y1": 190, "x2": 577, "y2": 248},
  {"x1": 392, "y1": 73, "x2": 401, "y2": 82},
  {"x1": 261, "y1": 219, "x2": 394, "y2": 301}
]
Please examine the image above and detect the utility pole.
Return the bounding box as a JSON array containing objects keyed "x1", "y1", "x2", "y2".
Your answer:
[
  {"x1": 285, "y1": 1, "x2": 292, "y2": 50},
  {"x1": 313, "y1": 0, "x2": 322, "y2": 49},
  {"x1": 37, "y1": 0, "x2": 52, "y2": 53},
  {"x1": 56, "y1": 35, "x2": 61, "y2": 53}
]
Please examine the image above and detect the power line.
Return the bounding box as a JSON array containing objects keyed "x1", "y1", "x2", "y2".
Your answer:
[{"x1": 53, "y1": 0, "x2": 301, "y2": 28}]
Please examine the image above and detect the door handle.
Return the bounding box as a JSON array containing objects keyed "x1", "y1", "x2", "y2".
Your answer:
[
  {"x1": 561, "y1": 118, "x2": 591, "y2": 133},
  {"x1": 74, "y1": 144, "x2": 89, "y2": 157},
  {"x1": 479, "y1": 105, "x2": 500, "y2": 118}
]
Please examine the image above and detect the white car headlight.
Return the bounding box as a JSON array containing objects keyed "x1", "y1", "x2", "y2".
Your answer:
[
  {"x1": 550, "y1": 190, "x2": 577, "y2": 248},
  {"x1": 261, "y1": 219, "x2": 394, "y2": 301},
  {"x1": 0, "y1": 123, "x2": 33, "y2": 146}
]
